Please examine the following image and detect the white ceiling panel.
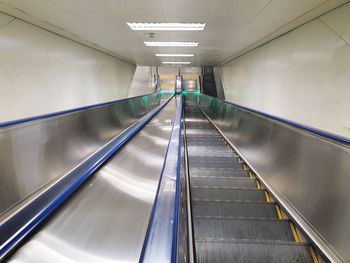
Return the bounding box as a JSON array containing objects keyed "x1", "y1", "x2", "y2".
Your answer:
[{"x1": 0, "y1": 0, "x2": 348, "y2": 66}]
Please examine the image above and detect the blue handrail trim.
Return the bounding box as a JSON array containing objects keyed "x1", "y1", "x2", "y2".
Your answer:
[
  {"x1": 0, "y1": 92, "x2": 156, "y2": 128},
  {"x1": 139, "y1": 95, "x2": 182, "y2": 263},
  {"x1": 0, "y1": 94, "x2": 173, "y2": 259},
  {"x1": 171, "y1": 115, "x2": 182, "y2": 263},
  {"x1": 138, "y1": 126, "x2": 172, "y2": 263},
  {"x1": 201, "y1": 94, "x2": 350, "y2": 145}
]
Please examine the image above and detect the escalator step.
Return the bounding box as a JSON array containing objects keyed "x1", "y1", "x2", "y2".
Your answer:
[
  {"x1": 189, "y1": 160, "x2": 243, "y2": 170},
  {"x1": 186, "y1": 136, "x2": 222, "y2": 142},
  {"x1": 185, "y1": 115, "x2": 204, "y2": 119},
  {"x1": 195, "y1": 241, "x2": 314, "y2": 263},
  {"x1": 191, "y1": 177, "x2": 256, "y2": 189},
  {"x1": 188, "y1": 156, "x2": 240, "y2": 164},
  {"x1": 186, "y1": 129, "x2": 218, "y2": 135},
  {"x1": 184, "y1": 109, "x2": 201, "y2": 111},
  {"x1": 187, "y1": 145, "x2": 231, "y2": 153},
  {"x1": 192, "y1": 201, "x2": 278, "y2": 219},
  {"x1": 184, "y1": 101, "x2": 314, "y2": 263},
  {"x1": 190, "y1": 169, "x2": 248, "y2": 178},
  {"x1": 187, "y1": 149, "x2": 234, "y2": 158},
  {"x1": 193, "y1": 218, "x2": 295, "y2": 242},
  {"x1": 191, "y1": 188, "x2": 265, "y2": 202},
  {"x1": 186, "y1": 139, "x2": 227, "y2": 146},
  {"x1": 184, "y1": 113, "x2": 203, "y2": 117},
  {"x1": 186, "y1": 122, "x2": 213, "y2": 129},
  {"x1": 184, "y1": 118, "x2": 207, "y2": 123}
]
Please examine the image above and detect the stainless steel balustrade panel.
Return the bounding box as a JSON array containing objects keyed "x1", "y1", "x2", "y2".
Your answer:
[
  {"x1": 197, "y1": 93, "x2": 350, "y2": 263},
  {"x1": 8, "y1": 98, "x2": 177, "y2": 262},
  {"x1": 0, "y1": 94, "x2": 170, "y2": 215}
]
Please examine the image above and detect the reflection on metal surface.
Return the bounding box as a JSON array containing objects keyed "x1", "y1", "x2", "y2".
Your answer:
[
  {"x1": 197, "y1": 93, "x2": 350, "y2": 263},
  {"x1": 0, "y1": 94, "x2": 174, "y2": 259},
  {"x1": 8, "y1": 98, "x2": 178, "y2": 262},
  {"x1": 141, "y1": 95, "x2": 182, "y2": 263},
  {"x1": 99, "y1": 168, "x2": 155, "y2": 202},
  {"x1": 0, "y1": 93, "x2": 170, "y2": 216}
]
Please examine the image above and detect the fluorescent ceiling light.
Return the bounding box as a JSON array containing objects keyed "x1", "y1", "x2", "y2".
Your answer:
[
  {"x1": 162, "y1": 61, "x2": 191, "y2": 65},
  {"x1": 127, "y1": 22, "x2": 206, "y2": 31},
  {"x1": 144, "y1": 41, "x2": 198, "y2": 47},
  {"x1": 155, "y1": 54, "x2": 194, "y2": 57}
]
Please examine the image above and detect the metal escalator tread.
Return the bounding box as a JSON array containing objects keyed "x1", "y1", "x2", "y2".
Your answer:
[
  {"x1": 187, "y1": 145, "x2": 232, "y2": 153},
  {"x1": 184, "y1": 101, "x2": 314, "y2": 263},
  {"x1": 186, "y1": 137, "x2": 223, "y2": 143},
  {"x1": 192, "y1": 201, "x2": 279, "y2": 219},
  {"x1": 190, "y1": 169, "x2": 248, "y2": 178},
  {"x1": 189, "y1": 160, "x2": 243, "y2": 170},
  {"x1": 186, "y1": 139, "x2": 227, "y2": 146},
  {"x1": 188, "y1": 156, "x2": 240, "y2": 164},
  {"x1": 195, "y1": 241, "x2": 314, "y2": 263},
  {"x1": 191, "y1": 188, "x2": 266, "y2": 202},
  {"x1": 191, "y1": 177, "x2": 256, "y2": 188},
  {"x1": 186, "y1": 129, "x2": 218, "y2": 135},
  {"x1": 187, "y1": 149, "x2": 234, "y2": 157},
  {"x1": 186, "y1": 123, "x2": 213, "y2": 129},
  {"x1": 186, "y1": 134, "x2": 221, "y2": 139},
  {"x1": 193, "y1": 218, "x2": 294, "y2": 242},
  {"x1": 184, "y1": 111, "x2": 205, "y2": 114}
]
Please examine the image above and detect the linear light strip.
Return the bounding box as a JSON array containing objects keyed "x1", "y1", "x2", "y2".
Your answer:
[
  {"x1": 127, "y1": 22, "x2": 206, "y2": 31},
  {"x1": 162, "y1": 61, "x2": 191, "y2": 64},
  {"x1": 144, "y1": 41, "x2": 198, "y2": 47},
  {"x1": 155, "y1": 54, "x2": 194, "y2": 57}
]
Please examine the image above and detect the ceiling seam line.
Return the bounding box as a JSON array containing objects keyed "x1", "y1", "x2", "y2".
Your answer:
[
  {"x1": 0, "y1": 7, "x2": 136, "y2": 66},
  {"x1": 318, "y1": 17, "x2": 350, "y2": 47},
  {"x1": 219, "y1": 0, "x2": 350, "y2": 66},
  {"x1": 0, "y1": 16, "x2": 15, "y2": 30}
]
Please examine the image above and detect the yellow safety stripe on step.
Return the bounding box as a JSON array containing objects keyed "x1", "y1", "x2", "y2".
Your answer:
[
  {"x1": 309, "y1": 247, "x2": 319, "y2": 263},
  {"x1": 275, "y1": 205, "x2": 283, "y2": 220},
  {"x1": 264, "y1": 191, "x2": 271, "y2": 203},
  {"x1": 255, "y1": 180, "x2": 261, "y2": 189},
  {"x1": 289, "y1": 222, "x2": 300, "y2": 242},
  {"x1": 249, "y1": 171, "x2": 254, "y2": 179}
]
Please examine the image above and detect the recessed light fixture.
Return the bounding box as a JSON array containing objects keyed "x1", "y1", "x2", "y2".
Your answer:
[
  {"x1": 162, "y1": 61, "x2": 191, "y2": 65},
  {"x1": 144, "y1": 41, "x2": 198, "y2": 47},
  {"x1": 155, "y1": 54, "x2": 194, "y2": 57},
  {"x1": 127, "y1": 22, "x2": 206, "y2": 31}
]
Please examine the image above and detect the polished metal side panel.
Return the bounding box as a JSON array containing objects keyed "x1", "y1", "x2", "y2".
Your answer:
[
  {"x1": 8, "y1": 98, "x2": 177, "y2": 263},
  {"x1": 198, "y1": 94, "x2": 350, "y2": 263},
  {"x1": 0, "y1": 94, "x2": 170, "y2": 215}
]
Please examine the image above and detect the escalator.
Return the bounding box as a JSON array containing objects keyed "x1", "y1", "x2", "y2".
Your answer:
[
  {"x1": 183, "y1": 96, "x2": 318, "y2": 263},
  {"x1": 3, "y1": 97, "x2": 178, "y2": 262},
  {"x1": 1, "y1": 91, "x2": 341, "y2": 263}
]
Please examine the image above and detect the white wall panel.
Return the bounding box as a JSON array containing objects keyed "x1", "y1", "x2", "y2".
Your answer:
[
  {"x1": 221, "y1": 3, "x2": 350, "y2": 138},
  {"x1": 0, "y1": 12, "x2": 135, "y2": 123},
  {"x1": 128, "y1": 66, "x2": 155, "y2": 97}
]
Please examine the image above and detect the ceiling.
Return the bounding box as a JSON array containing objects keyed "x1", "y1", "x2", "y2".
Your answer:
[{"x1": 0, "y1": 0, "x2": 348, "y2": 66}]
